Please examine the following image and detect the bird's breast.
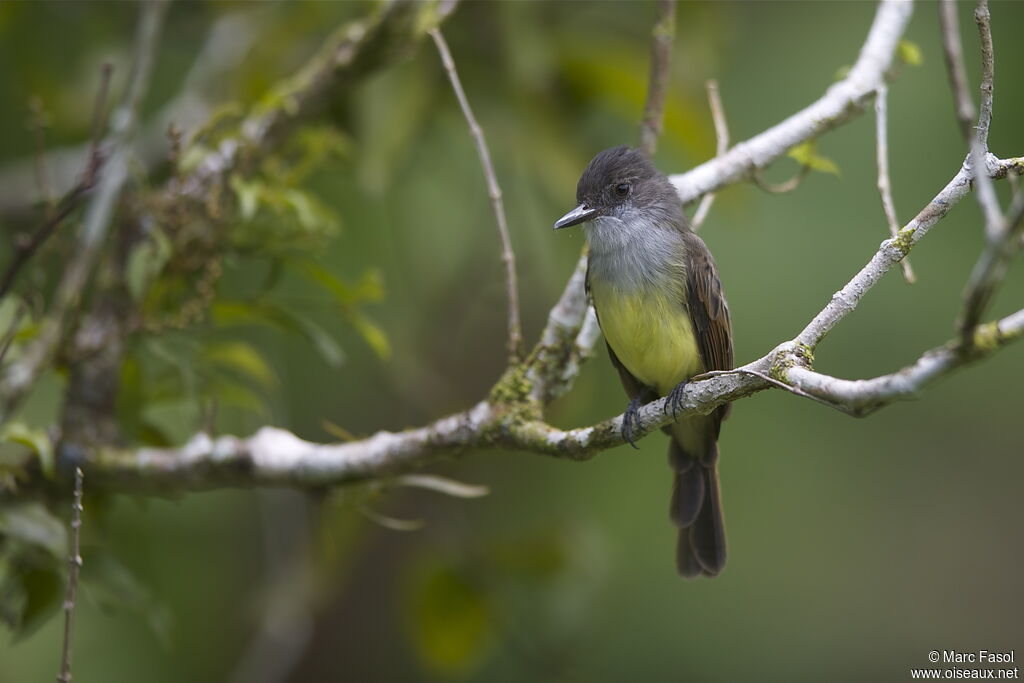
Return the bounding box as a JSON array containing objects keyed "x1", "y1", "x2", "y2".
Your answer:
[{"x1": 589, "y1": 278, "x2": 703, "y2": 395}]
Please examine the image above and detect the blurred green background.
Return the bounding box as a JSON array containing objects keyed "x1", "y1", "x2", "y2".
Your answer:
[{"x1": 1, "y1": 1, "x2": 1022, "y2": 682}]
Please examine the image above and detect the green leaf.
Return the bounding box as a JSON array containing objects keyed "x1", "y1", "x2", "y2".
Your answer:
[
  {"x1": 898, "y1": 40, "x2": 923, "y2": 67},
  {"x1": 280, "y1": 125, "x2": 351, "y2": 186},
  {"x1": 202, "y1": 341, "x2": 276, "y2": 387},
  {"x1": 10, "y1": 565, "x2": 63, "y2": 637},
  {"x1": 278, "y1": 309, "x2": 346, "y2": 368},
  {"x1": 206, "y1": 378, "x2": 269, "y2": 416},
  {"x1": 408, "y1": 562, "x2": 493, "y2": 677},
  {"x1": 351, "y1": 268, "x2": 385, "y2": 303},
  {"x1": 81, "y1": 548, "x2": 173, "y2": 648},
  {"x1": 787, "y1": 140, "x2": 840, "y2": 176},
  {"x1": 298, "y1": 263, "x2": 390, "y2": 359},
  {"x1": 281, "y1": 188, "x2": 319, "y2": 230},
  {"x1": 230, "y1": 175, "x2": 262, "y2": 222},
  {"x1": 212, "y1": 300, "x2": 346, "y2": 368},
  {"x1": 0, "y1": 422, "x2": 55, "y2": 478},
  {"x1": 301, "y1": 261, "x2": 356, "y2": 306},
  {"x1": 0, "y1": 503, "x2": 67, "y2": 561},
  {"x1": 350, "y1": 312, "x2": 391, "y2": 360},
  {"x1": 177, "y1": 143, "x2": 213, "y2": 175},
  {"x1": 126, "y1": 228, "x2": 172, "y2": 302}
]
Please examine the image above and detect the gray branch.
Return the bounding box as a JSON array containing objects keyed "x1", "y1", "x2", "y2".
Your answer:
[
  {"x1": 669, "y1": 0, "x2": 912, "y2": 205},
  {"x1": 5, "y1": 0, "x2": 1023, "y2": 499}
]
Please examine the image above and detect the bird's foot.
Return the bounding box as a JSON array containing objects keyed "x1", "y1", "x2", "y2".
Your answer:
[
  {"x1": 621, "y1": 395, "x2": 645, "y2": 449},
  {"x1": 664, "y1": 380, "x2": 689, "y2": 420}
]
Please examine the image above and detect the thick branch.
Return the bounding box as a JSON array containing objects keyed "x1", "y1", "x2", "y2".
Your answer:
[
  {"x1": 10, "y1": 0, "x2": 1023, "y2": 501},
  {"x1": 24, "y1": 152, "x2": 1020, "y2": 494},
  {"x1": 787, "y1": 308, "x2": 1024, "y2": 416},
  {"x1": 669, "y1": 0, "x2": 912, "y2": 204}
]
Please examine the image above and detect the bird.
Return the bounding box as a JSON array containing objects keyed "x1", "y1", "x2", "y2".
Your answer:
[{"x1": 554, "y1": 145, "x2": 734, "y2": 578}]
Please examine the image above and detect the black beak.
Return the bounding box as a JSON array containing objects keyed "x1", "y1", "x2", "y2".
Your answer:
[{"x1": 553, "y1": 204, "x2": 598, "y2": 230}]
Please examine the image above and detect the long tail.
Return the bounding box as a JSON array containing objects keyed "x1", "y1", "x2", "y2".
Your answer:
[{"x1": 668, "y1": 422, "x2": 726, "y2": 578}]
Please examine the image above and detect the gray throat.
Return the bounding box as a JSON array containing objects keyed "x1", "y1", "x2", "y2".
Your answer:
[{"x1": 585, "y1": 214, "x2": 685, "y2": 292}]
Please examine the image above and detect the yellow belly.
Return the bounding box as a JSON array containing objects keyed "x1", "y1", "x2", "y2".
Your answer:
[{"x1": 591, "y1": 281, "x2": 703, "y2": 395}]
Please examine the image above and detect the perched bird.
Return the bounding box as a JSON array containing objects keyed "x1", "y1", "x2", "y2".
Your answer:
[{"x1": 554, "y1": 146, "x2": 734, "y2": 578}]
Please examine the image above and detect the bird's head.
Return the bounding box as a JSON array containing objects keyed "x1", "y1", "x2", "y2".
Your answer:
[{"x1": 553, "y1": 145, "x2": 682, "y2": 231}]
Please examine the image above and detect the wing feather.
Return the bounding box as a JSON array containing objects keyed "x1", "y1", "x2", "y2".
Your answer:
[{"x1": 682, "y1": 230, "x2": 734, "y2": 422}]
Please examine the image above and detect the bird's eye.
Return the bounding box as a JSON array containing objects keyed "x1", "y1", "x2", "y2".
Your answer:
[{"x1": 614, "y1": 183, "x2": 631, "y2": 197}]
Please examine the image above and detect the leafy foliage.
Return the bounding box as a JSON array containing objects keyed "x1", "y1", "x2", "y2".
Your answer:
[{"x1": 787, "y1": 139, "x2": 840, "y2": 176}]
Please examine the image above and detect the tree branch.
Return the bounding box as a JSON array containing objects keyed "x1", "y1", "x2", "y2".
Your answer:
[
  {"x1": 168, "y1": 0, "x2": 459, "y2": 205},
  {"x1": 0, "y1": 64, "x2": 113, "y2": 300},
  {"x1": 7, "y1": 0, "x2": 1023, "y2": 505},
  {"x1": 974, "y1": 0, "x2": 994, "y2": 148},
  {"x1": 638, "y1": 0, "x2": 677, "y2": 157},
  {"x1": 0, "y1": 0, "x2": 169, "y2": 426},
  {"x1": 0, "y1": 8, "x2": 265, "y2": 216},
  {"x1": 691, "y1": 80, "x2": 729, "y2": 230},
  {"x1": 793, "y1": 156, "x2": 1019, "y2": 351},
  {"x1": 874, "y1": 83, "x2": 915, "y2": 283},
  {"x1": 20, "y1": 151, "x2": 1017, "y2": 495},
  {"x1": 939, "y1": 0, "x2": 976, "y2": 142},
  {"x1": 787, "y1": 307, "x2": 1024, "y2": 416},
  {"x1": 56, "y1": 467, "x2": 84, "y2": 683},
  {"x1": 429, "y1": 28, "x2": 522, "y2": 362},
  {"x1": 669, "y1": 0, "x2": 912, "y2": 204}
]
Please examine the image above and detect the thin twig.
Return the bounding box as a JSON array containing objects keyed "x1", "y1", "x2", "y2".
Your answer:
[
  {"x1": 751, "y1": 164, "x2": 810, "y2": 194},
  {"x1": 639, "y1": 0, "x2": 677, "y2": 157},
  {"x1": 974, "y1": 0, "x2": 994, "y2": 147},
  {"x1": 429, "y1": 28, "x2": 522, "y2": 362},
  {"x1": 0, "y1": 0, "x2": 168, "y2": 426},
  {"x1": 939, "y1": 0, "x2": 976, "y2": 142},
  {"x1": 358, "y1": 504, "x2": 424, "y2": 532},
  {"x1": 939, "y1": 0, "x2": 1001, "y2": 237},
  {"x1": 959, "y1": 193, "x2": 1024, "y2": 346},
  {"x1": 89, "y1": 63, "x2": 114, "y2": 157},
  {"x1": 0, "y1": 65, "x2": 114, "y2": 301},
  {"x1": 874, "y1": 83, "x2": 915, "y2": 283},
  {"x1": 971, "y1": 0, "x2": 1001, "y2": 242},
  {"x1": 669, "y1": 0, "x2": 913, "y2": 204},
  {"x1": 28, "y1": 97, "x2": 54, "y2": 211},
  {"x1": 940, "y1": 0, "x2": 1016, "y2": 347},
  {"x1": 0, "y1": 300, "x2": 28, "y2": 366},
  {"x1": 393, "y1": 473, "x2": 489, "y2": 498},
  {"x1": 57, "y1": 467, "x2": 84, "y2": 683},
  {"x1": 691, "y1": 80, "x2": 729, "y2": 230}
]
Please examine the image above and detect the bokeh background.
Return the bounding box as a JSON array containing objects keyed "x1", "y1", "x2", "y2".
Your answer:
[{"x1": 1, "y1": 1, "x2": 1022, "y2": 682}]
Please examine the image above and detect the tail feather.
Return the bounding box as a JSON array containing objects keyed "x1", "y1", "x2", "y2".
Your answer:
[
  {"x1": 669, "y1": 429, "x2": 726, "y2": 578},
  {"x1": 675, "y1": 531, "x2": 704, "y2": 579},
  {"x1": 688, "y1": 464, "x2": 726, "y2": 575},
  {"x1": 670, "y1": 467, "x2": 704, "y2": 528}
]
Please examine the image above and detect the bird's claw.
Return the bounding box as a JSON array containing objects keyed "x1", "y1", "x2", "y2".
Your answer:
[
  {"x1": 664, "y1": 380, "x2": 688, "y2": 420},
  {"x1": 621, "y1": 396, "x2": 644, "y2": 450}
]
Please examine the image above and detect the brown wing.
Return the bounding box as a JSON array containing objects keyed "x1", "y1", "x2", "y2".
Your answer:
[{"x1": 682, "y1": 230, "x2": 734, "y2": 423}]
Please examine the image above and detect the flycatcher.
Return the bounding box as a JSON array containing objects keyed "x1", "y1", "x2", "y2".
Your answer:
[{"x1": 554, "y1": 146, "x2": 734, "y2": 578}]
